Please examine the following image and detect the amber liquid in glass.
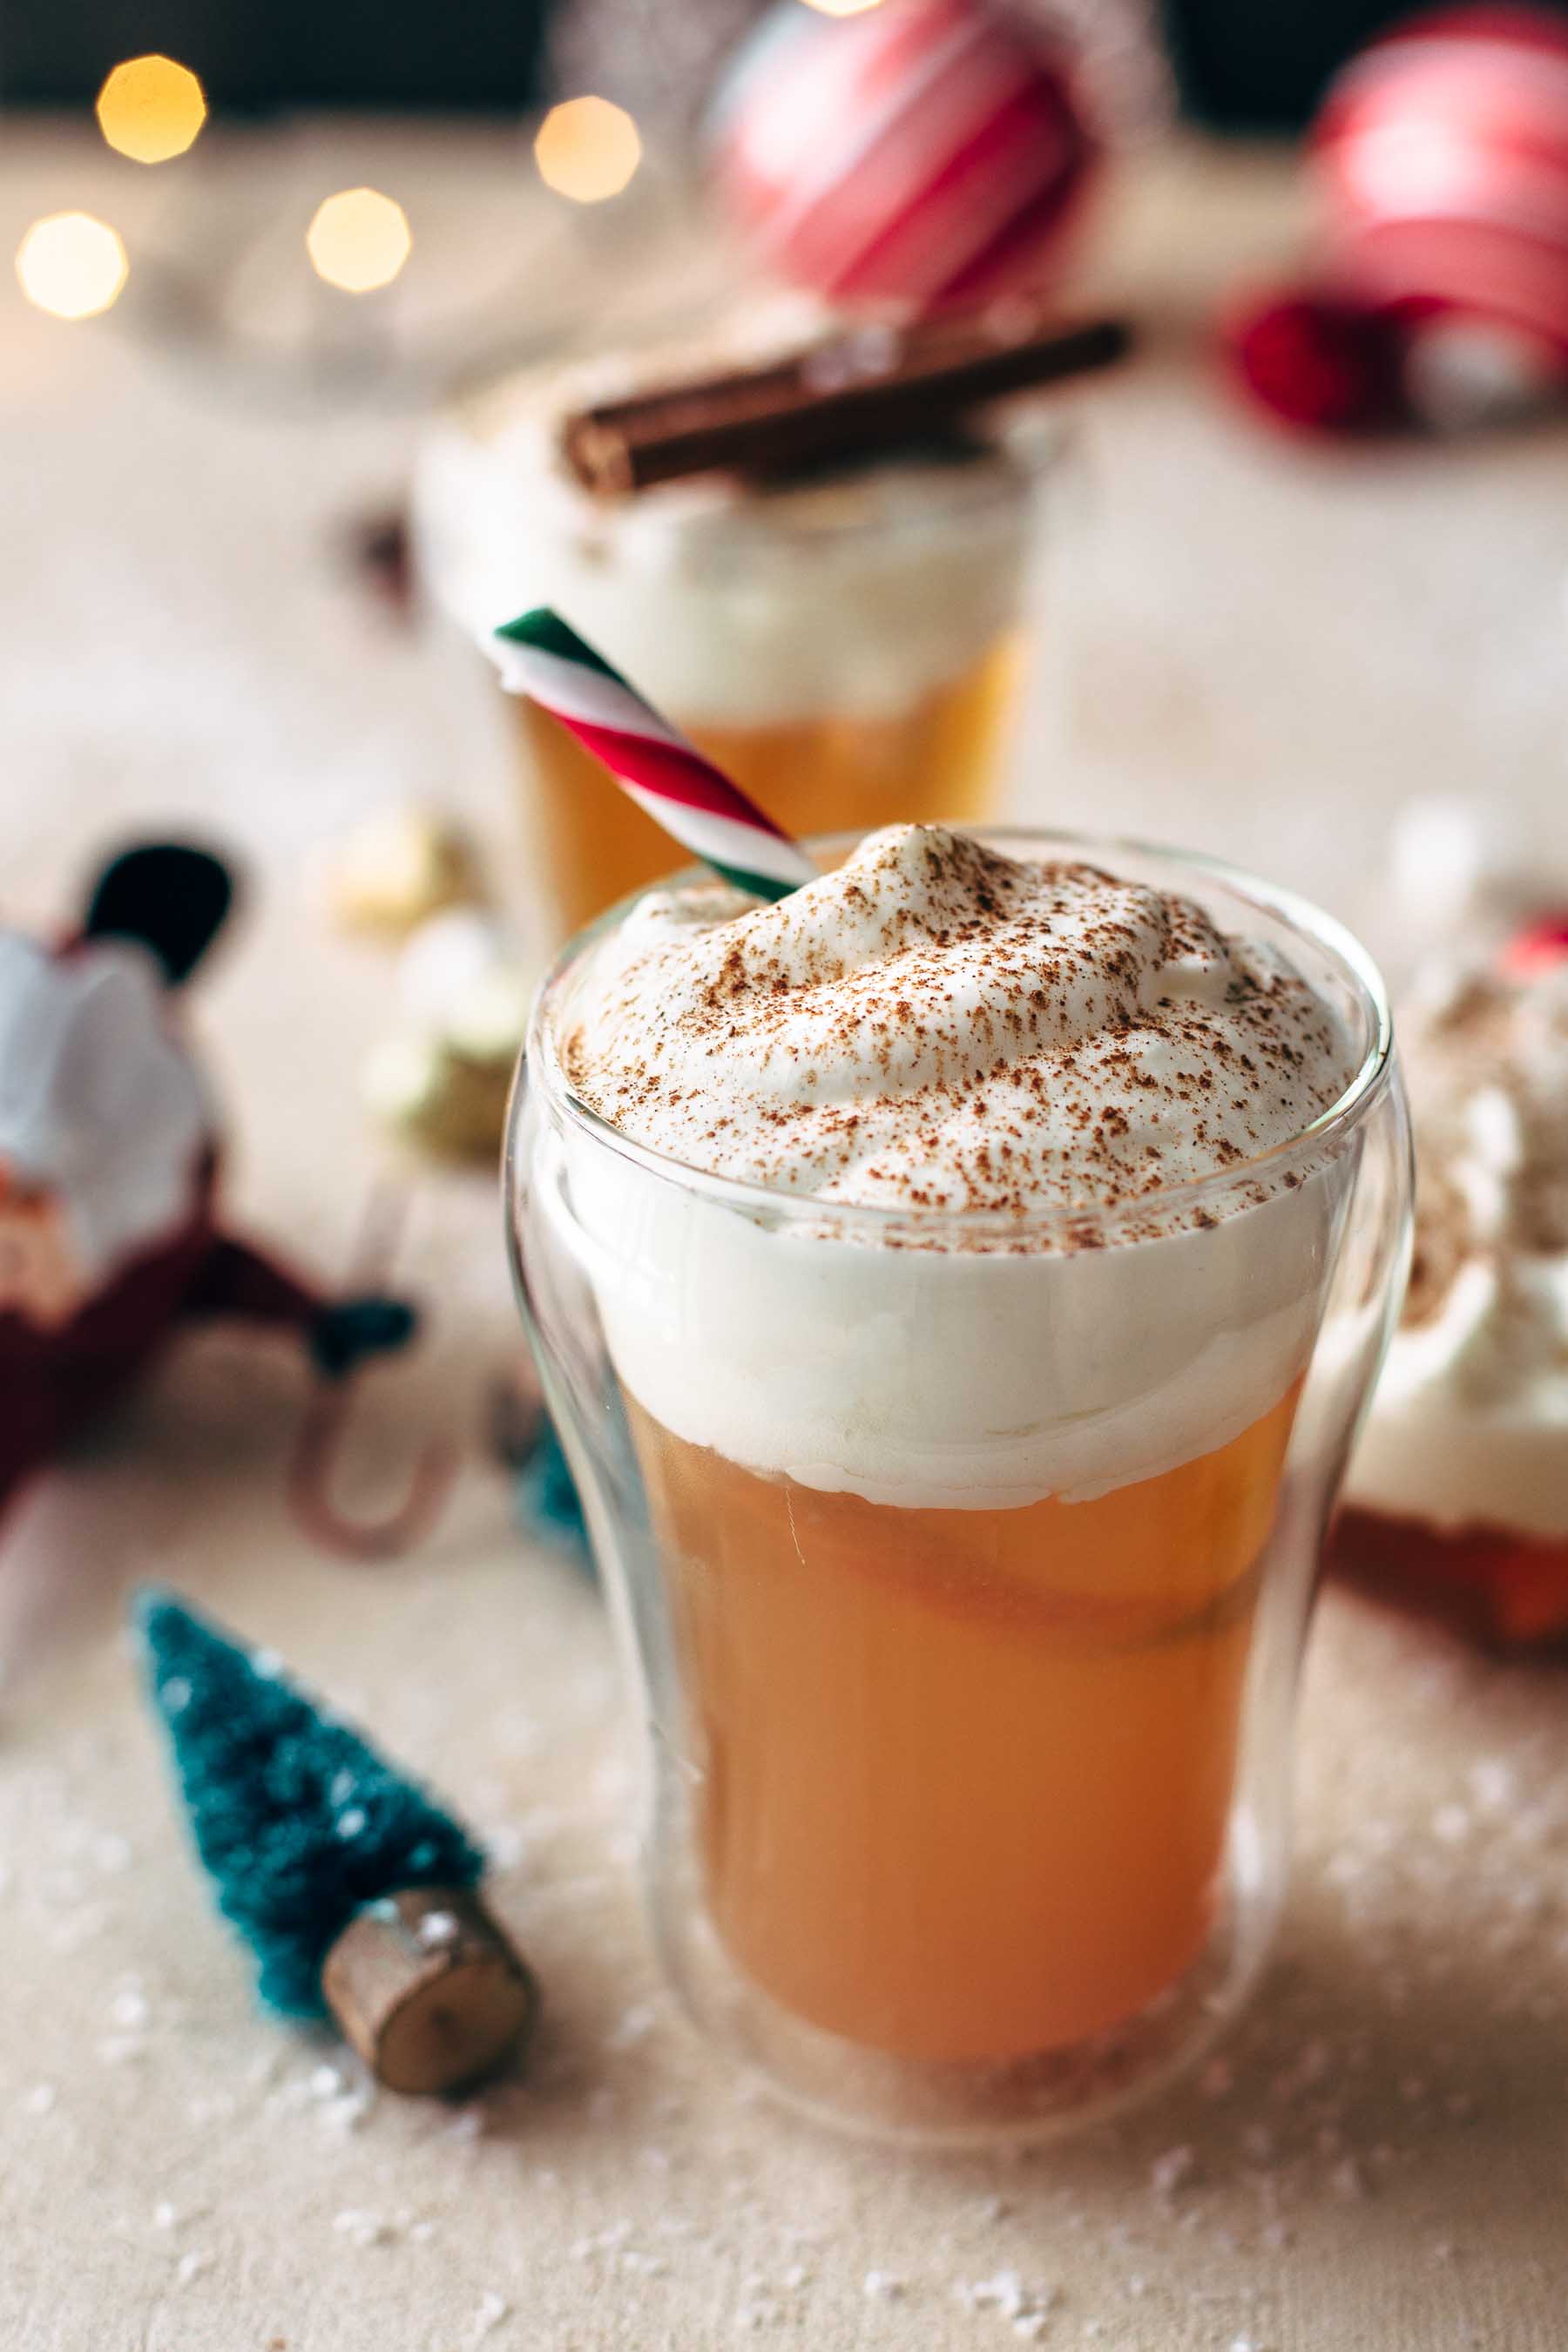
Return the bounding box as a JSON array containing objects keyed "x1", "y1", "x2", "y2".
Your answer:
[
  {"x1": 632, "y1": 1386, "x2": 1300, "y2": 2066},
  {"x1": 511, "y1": 633, "x2": 1026, "y2": 937}
]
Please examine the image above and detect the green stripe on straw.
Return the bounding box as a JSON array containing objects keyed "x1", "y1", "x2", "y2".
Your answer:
[
  {"x1": 494, "y1": 605, "x2": 625, "y2": 683},
  {"x1": 489, "y1": 605, "x2": 820, "y2": 903}
]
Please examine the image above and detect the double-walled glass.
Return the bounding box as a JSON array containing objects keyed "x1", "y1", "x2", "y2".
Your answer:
[
  {"x1": 417, "y1": 379, "x2": 1066, "y2": 941},
  {"x1": 505, "y1": 830, "x2": 1411, "y2": 2142}
]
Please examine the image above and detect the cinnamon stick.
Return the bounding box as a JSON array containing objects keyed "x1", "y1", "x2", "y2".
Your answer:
[{"x1": 560, "y1": 313, "x2": 1132, "y2": 497}]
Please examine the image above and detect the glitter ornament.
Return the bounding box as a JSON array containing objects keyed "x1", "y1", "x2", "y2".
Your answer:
[
  {"x1": 362, "y1": 910, "x2": 536, "y2": 1164},
  {"x1": 710, "y1": 0, "x2": 1099, "y2": 318},
  {"x1": 140, "y1": 1592, "x2": 537, "y2": 2092},
  {"x1": 322, "y1": 803, "x2": 484, "y2": 940}
]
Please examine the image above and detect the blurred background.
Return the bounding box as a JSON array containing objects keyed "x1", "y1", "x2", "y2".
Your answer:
[
  {"x1": 5, "y1": 0, "x2": 1562, "y2": 894},
  {"x1": 2, "y1": 0, "x2": 1566, "y2": 1584},
  {"x1": 8, "y1": 20, "x2": 1568, "y2": 2338}
]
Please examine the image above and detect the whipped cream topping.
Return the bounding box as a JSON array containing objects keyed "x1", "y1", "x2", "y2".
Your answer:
[
  {"x1": 1347, "y1": 959, "x2": 1568, "y2": 1538},
  {"x1": 566, "y1": 826, "x2": 1354, "y2": 1224},
  {"x1": 537, "y1": 829, "x2": 1364, "y2": 1509},
  {"x1": 413, "y1": 308, "x2": 1044, "y2": 728}
]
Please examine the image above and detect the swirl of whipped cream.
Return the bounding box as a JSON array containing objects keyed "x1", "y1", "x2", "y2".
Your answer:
[
  {"x1": 565, "y1": 825, "x2": 1353, "y2": 1221},
  {"x1": 1346, "y1": 960, "x2": 1568, "y2": 1537},
  {"x1": 539, "y1": 828, "x2": 1362, "y2": 1508}
]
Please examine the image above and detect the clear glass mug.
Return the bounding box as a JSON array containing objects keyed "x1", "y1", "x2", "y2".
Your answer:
[
  {"x1": 504, "y1": 829, "x2": 1412, "y2": 2143},
  {"x1": 417, "y1": 382, "x2": 1067, "y2": 942}
]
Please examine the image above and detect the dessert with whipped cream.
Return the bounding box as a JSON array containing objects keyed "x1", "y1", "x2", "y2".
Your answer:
[
  {"x1": 416, "y1": 311, "x2": 1055, "y2": 935},
  {"x1": 531, "y1": 825, "x2": 1365, "y2": 2066},
  {"x1": 1335, "y1": 951, "x2": 1568, "y2": 1646}
]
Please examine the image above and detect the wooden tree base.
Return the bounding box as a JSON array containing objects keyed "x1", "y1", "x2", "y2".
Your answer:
[{"x1": 322, "y1": 1886, "x2": 537, "y2": 2096}]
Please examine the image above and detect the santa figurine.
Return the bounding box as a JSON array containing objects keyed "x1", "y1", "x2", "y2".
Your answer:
[{"x1": 0, "y1": 841, "x2": 447, "y2": 1558}]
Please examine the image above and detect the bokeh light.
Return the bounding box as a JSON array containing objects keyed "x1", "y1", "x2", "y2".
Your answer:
[
  {"x1": 798, "y1": 0, "x2": 887, "y2": 14},
  {"x1": 305, "y1": 188, "x2": 412, "y2": 294},
  {"x1": 533, "y1": 98, "x2": 642, "y2": 204},
  {"x1": 96, "y1": 55, "x2": 207, "y2": 164},
  {"x1": 15, "y1": 213, "x2": 129, "y2": 321}
]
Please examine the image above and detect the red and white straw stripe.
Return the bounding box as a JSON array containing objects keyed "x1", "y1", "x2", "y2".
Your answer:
[{"x1": 490, "y1": 609, "x2": 818, "y2": 904}]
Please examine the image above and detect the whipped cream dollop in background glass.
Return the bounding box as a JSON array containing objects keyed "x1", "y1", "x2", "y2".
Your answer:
[
  {"x1": 534, "y1": 826, "x2": 1370, "y2": 1510},
  {"x1": 1346, "y1": 959, "x2": 1568, "y2": 1538},
  {"x1": 413, "y1": 308, "x2": 1054, "y2": 731}
]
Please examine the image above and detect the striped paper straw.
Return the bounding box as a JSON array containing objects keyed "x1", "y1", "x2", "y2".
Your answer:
[{"x1": 490, "y1": 607, "x2": 818, "y2": 902}]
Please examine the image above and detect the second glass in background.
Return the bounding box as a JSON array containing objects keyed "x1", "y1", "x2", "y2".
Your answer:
[{"x1": 415, "y1": 332, "x2": 1067, "y2": 938}]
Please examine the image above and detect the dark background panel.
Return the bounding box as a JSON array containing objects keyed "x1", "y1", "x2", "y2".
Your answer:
[
  {"x1": 3, "y1": 0, "x2": 550, "y2": 112},
  {"x1": 1159, "y1": 0, "x2": 1423, "y2": 129},
  {"x1": 8, "y1": 0, "x2": 1568, "y2": 129}
]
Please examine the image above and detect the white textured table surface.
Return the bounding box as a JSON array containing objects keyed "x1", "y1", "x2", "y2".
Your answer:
[{"x1": 3, "y1": 126, "x2": 1566, "y2": 2352}]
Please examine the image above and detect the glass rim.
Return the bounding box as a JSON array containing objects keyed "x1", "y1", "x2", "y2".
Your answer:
[{"x1": 516, "y1": 825, "x2": 1397, "y2": 1244}]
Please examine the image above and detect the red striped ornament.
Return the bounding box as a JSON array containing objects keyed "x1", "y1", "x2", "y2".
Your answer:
[
  {"x1": 711, "y1": 0, "x2": 1098, "y2": 319},
  {"x1": 1313, "y1": 4, "x2": 1568, "y2": 416},
  {"x1": 490, "y1": 609, "x2": 818, "y2": 904}
]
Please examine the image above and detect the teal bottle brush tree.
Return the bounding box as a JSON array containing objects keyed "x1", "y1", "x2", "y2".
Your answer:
[{"x1": 138, "y1": 1592, "x2": 537, "y2": 2096}]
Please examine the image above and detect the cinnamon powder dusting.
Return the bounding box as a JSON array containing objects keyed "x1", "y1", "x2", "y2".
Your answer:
[{"x1": 563, "y1": 826, "x2": 1355, "y2": 1236}]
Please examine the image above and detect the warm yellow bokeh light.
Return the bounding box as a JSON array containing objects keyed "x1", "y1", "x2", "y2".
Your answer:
[
  {"x1": 305, "y1": 188, "x2": 412, "y2": 294},
  {"x1": 96, "y1": 54, "x2": 207, "y2": 164},
  {"x1": 533, "y1": 98, "x2": 642, "y2": 204},
  {"x1": 798, "y1": 0, "x2": 887, "y2": 14},
  {"x1": 15, "y1": 213, "x2": 129, "y2": 321}
]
